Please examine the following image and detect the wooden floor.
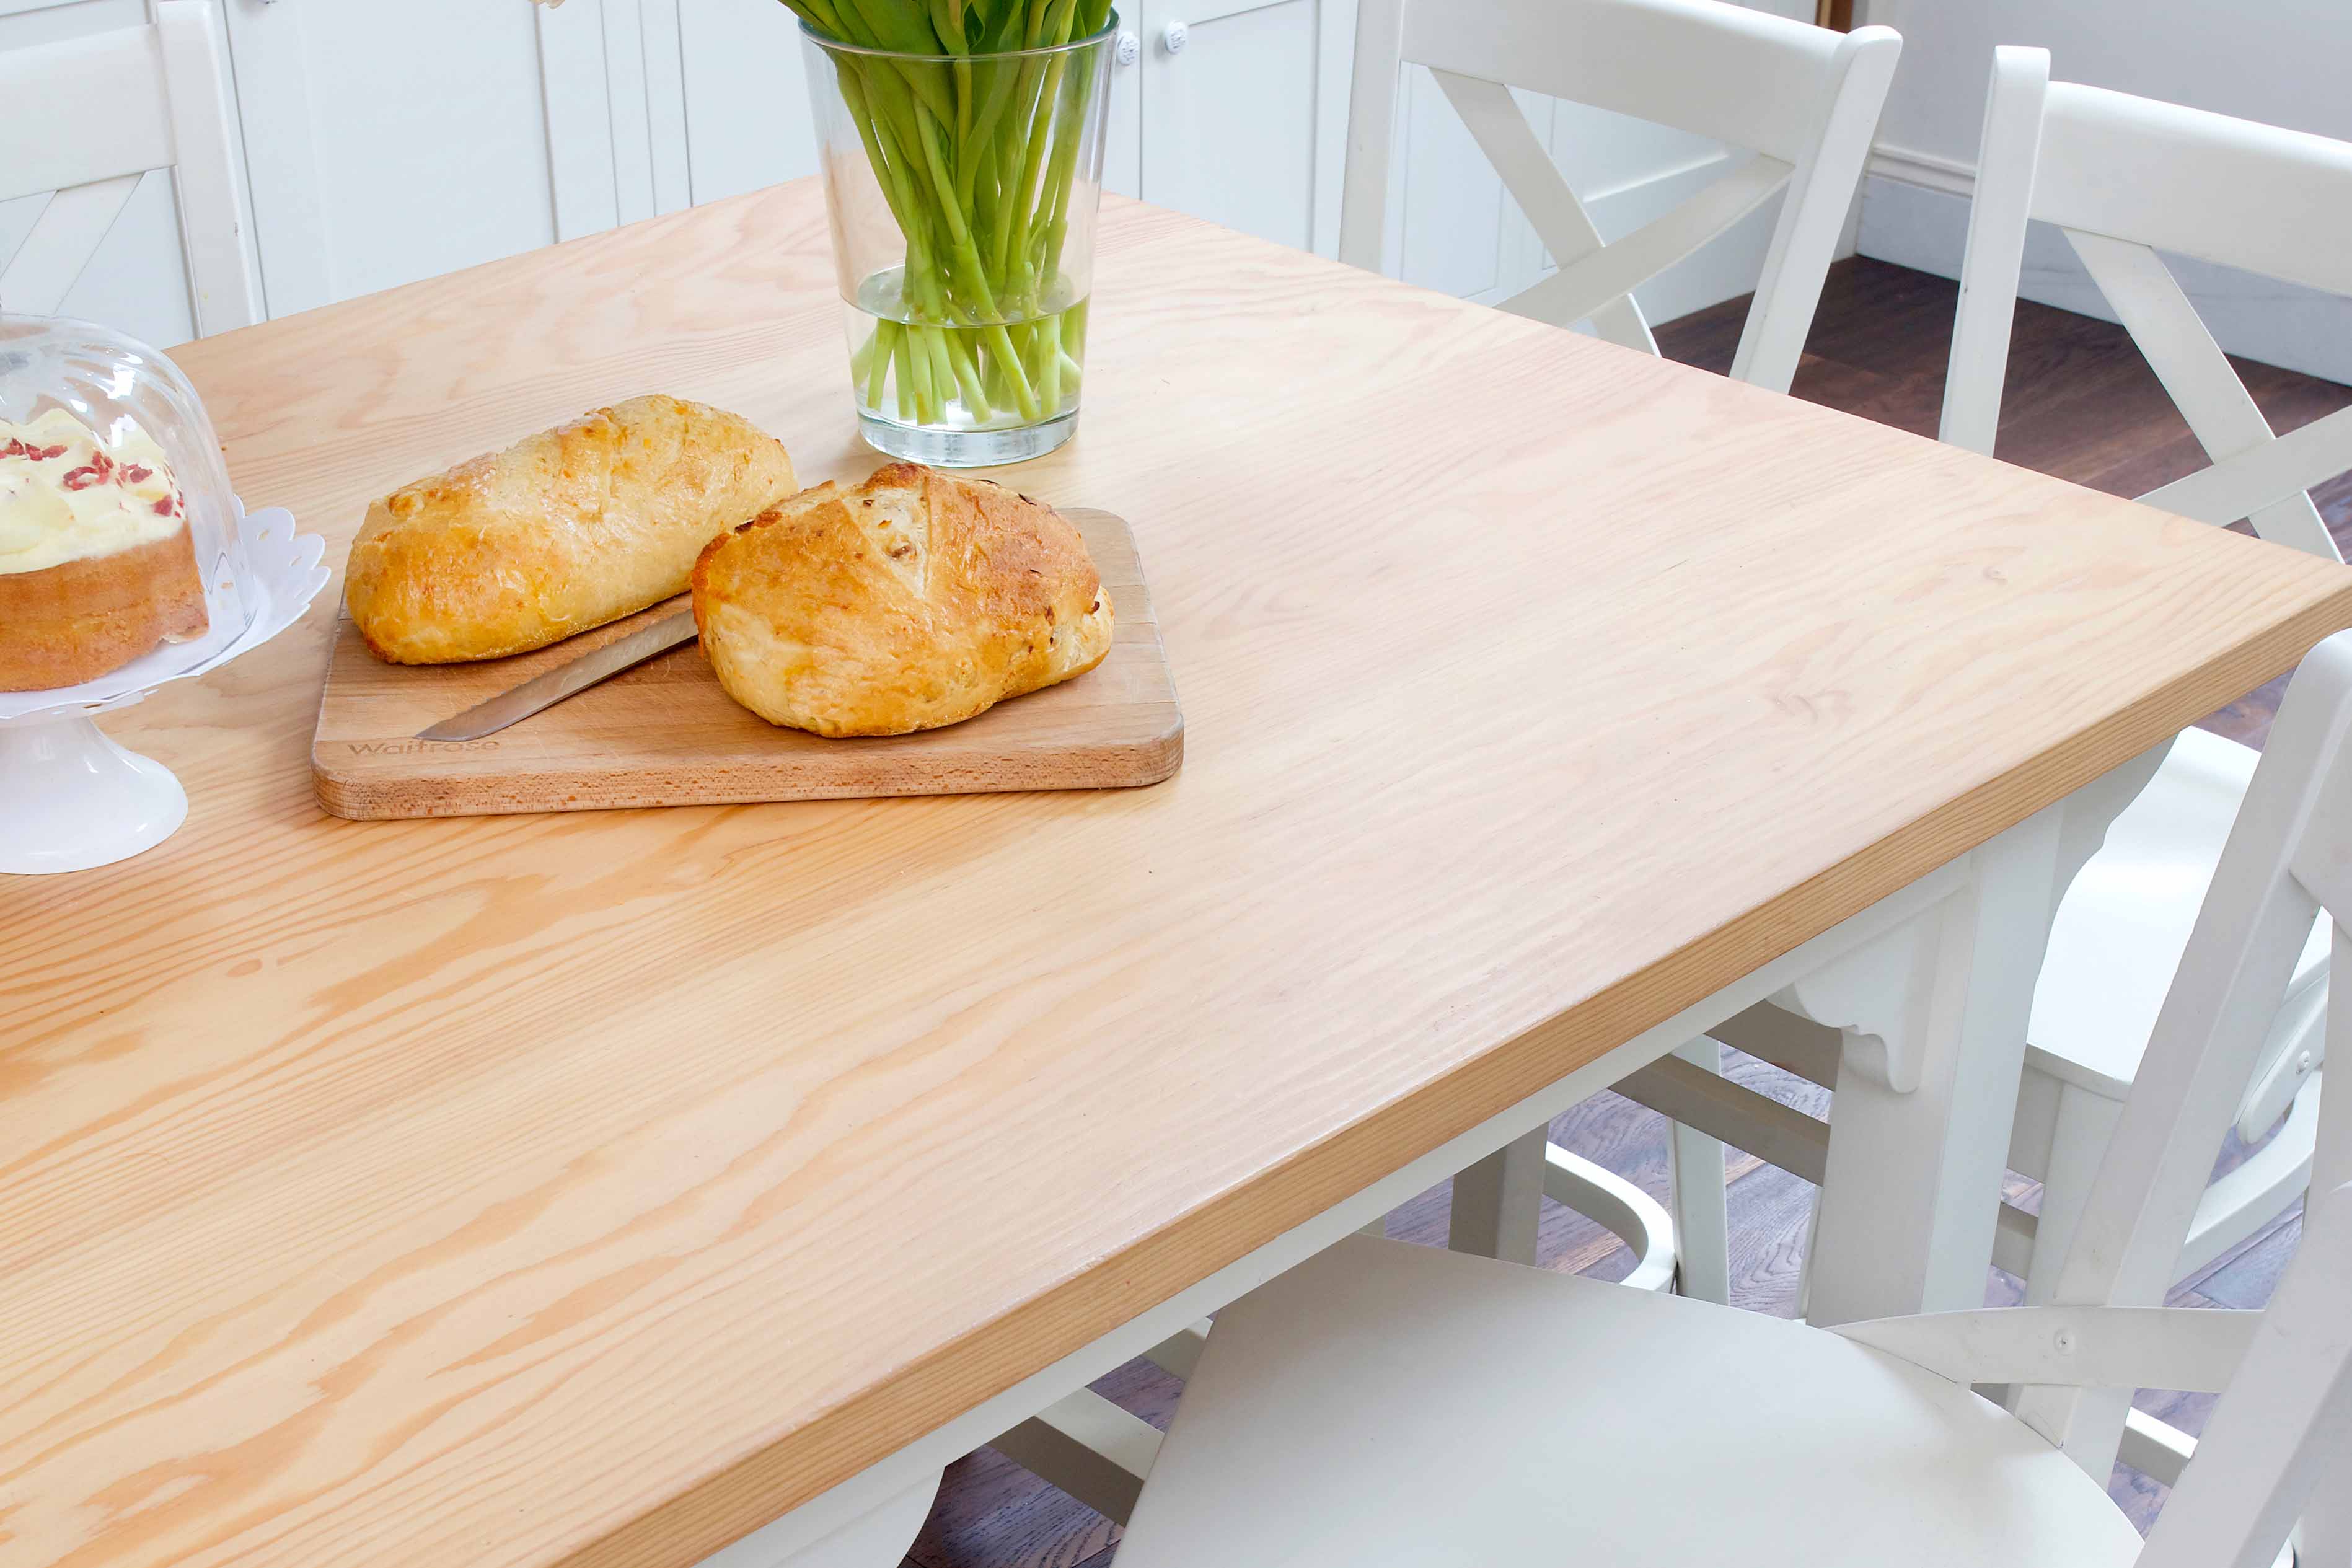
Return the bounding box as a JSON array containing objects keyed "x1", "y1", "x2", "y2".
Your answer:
[{"x1": 899, "y1": 258, "x2": 2352, "y2": 1568}]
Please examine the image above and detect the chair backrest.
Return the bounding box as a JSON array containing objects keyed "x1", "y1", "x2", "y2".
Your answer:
[
  {"x1": 0, "y1": 1, "x2": 260, "y2": 337},
  {"x1": 1941, "y1": 48, "x2": 2352, "y2": 562},
  {"x1": 1338, "y1": 0, "x2": 1900, "y2": 393},
  {"x1": 1835, "y1": 630, "x2": 2352, "y2": 1568}
]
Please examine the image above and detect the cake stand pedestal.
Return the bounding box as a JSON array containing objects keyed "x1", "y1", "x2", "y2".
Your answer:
[
  {"x1": 0, "y1": 501, "x2": 327, "y2": 876},
  {"x1": 0, "y1": 715, "x2": 188, "y2": 874}
]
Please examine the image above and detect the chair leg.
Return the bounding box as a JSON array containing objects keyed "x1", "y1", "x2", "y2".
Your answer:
[
  {"x1": 2024, "y1": 1083, "x2": 2126, "y2": 1306},
  {"x1": 2297, "y1": 1472, "x2": 2352, "y2": 1568},
  {"x1": 1449, "y1": 1125, "x2": 1546, "y2": 1264},
  {"x1": 1541, "y1": 1142, "x2": 1678, "y2": 1293},
  {"x1": 1667, "y1": 1037, "x2": 1733, "y2": 1303},
  {"x1": 993, "y1": 1392, "x2": 1162, "y2": 1525}
]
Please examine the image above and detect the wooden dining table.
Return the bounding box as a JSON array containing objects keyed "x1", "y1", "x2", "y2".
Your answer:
[{"x1": 6, "y1": 180, "x2": 2350, "y2": 1568}]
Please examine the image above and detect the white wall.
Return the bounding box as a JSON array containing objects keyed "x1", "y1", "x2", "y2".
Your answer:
[{"x1": 1856, "y1": 0, "x2": 2352, "y2": 384}]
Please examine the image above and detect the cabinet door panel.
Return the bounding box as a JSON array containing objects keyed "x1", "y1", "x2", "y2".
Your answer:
[
  {"x1": 223, "y1": 0, "x2": 562, "y2": 314},
  {"x1": 1138, "y1": 0, "x2": 1322, "y2": 251},
  {"x1": 677, "y1": 0, "x2": 820, "y2": 205},
  {"x1": 1104, "y1": 17, "x2": 1142, "y2": 200},
  {"x1": 1394, "y1": 66, "x2": 1509, "y2": 297},
  {"x1": 1124, "y1": 0, "x2": 1372, "y2": 264}
]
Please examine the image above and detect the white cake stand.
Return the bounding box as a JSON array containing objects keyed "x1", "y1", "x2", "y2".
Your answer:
[{"x1": 0, "y1": 501, "x2": 328, "y2": 875}]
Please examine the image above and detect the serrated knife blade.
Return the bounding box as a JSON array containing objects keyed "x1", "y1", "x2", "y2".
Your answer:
[{"x1": 413, "y1": 610, "x2": 699, "y2": 742}]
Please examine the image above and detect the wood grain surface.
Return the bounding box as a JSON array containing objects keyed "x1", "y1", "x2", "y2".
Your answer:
[
  {"x1": 6, "y1": 183, "x2": 2351, "y2": 1568},
  {"x1": 915, "y1": 254, "x2": 2352, "y2": 1568},
  {"x1": 312, "y1": 509, "x2": 1181, "y2": 818}
]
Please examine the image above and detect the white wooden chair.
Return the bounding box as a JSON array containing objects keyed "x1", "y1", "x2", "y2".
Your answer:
[
  {"x1": 1338, "y1": 0, "x2": 1900, "y2": 1290},
  {"x1": 1098, "y1": 628, "x2": 2352, "y2": 1568},
  {"x1": 1339, "y1": 0, "x2": 1901, "y2": 394},
  {"x1": 1650, "y1": 51, "x2": 2352, "y2": 1485},
  {"x1": 0, "y1": 2, "x2": 260, "y2": 336}
]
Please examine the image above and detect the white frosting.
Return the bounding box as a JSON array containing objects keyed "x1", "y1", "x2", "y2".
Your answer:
[{"x1": 0, "y1": 408, "x2": 187, "y2": 575}]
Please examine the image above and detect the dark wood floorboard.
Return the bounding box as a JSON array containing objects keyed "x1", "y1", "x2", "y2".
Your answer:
[{"x1": 902, "y1": 257, "x2": 2350, "y2": 1565}]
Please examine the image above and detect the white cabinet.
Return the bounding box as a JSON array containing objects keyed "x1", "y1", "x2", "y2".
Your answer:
[
  {"x1": 0, "y1": 0, "x2": 1832, "y2": 347},
  {"x1": 217, "y1": 0, "x2": 572, "y2": 316},
  {"x1": 1131, "y1": 0, "x2": 1352, "y2": 253},
  {"x1": 532, "y1": 0, "x2": 695, "y2": 233},
  {"x1": 3, "y1": 0, "x2": 667, "y2": 335},
  {"x1": 676, "y1": 0, "x2": 817, "y2": 206},
  {"x1": 1104, "y1": 19, "x2": 1142, "y2": 198}
]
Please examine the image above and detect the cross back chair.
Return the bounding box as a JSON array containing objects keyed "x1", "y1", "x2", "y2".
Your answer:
[
  {"x1": 1648, "y1": 53, "x2": 2352, "y2": 1493},
  {"x1": 1336, "y1": 0, "x2": 1900, "y2": 1300},
  {"x1": 0, "y1": 1, "x2": 259, "y2": 337},
  {"x1": 1100, "y1": 630, "x2": 2352, "y2": 1568},
  {"x1": 1339, "y1": 0, "x2": 1900, "y2": 394},
  {"x1": 1944, "y1": 48, "x2": 2352, "y2": 560}
]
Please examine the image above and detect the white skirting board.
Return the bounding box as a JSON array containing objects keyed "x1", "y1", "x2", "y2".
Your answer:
[{"x1": 1856, "y1": 145, "x2": 2352, "y2": 388}]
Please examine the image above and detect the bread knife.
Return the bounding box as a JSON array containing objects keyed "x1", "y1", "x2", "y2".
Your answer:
[{"x1": 414, "y1": 610, "x2": 698, "y2": 742}]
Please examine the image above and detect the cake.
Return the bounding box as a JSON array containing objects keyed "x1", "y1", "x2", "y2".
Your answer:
[{"x1": 0, "y1": 408, "x2": 209, "y2": 690}]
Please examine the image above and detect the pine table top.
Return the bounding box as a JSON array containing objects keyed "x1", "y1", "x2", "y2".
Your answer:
[{"x1": 6, "y1": 182, "x2": 2348, "y2": 1568}]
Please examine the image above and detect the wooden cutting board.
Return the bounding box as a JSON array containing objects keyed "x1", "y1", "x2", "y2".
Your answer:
[{"x1": 312, "y1": 508, "x2": 1181, "y2": 819}]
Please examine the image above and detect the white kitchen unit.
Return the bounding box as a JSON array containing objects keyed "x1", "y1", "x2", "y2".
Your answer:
[
  {"x1": 218, "y1": 0, "x2": 632, "y2": 315},
  {"x1": 1, "y1": 0, "x2": 1826, "y2": 345},
  {"x1": 1129, "y1": 0, "x2": 1352, "y2": 252}
]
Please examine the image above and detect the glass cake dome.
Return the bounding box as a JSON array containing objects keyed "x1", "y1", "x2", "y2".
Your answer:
[{"x1": 0, "y1": 314, "x2": 254, "y2": 694}]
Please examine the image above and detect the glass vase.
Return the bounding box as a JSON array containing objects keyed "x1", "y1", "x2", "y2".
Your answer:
[{"x1": 801, "y1": 19, "x2": 1116, "y2": 467}]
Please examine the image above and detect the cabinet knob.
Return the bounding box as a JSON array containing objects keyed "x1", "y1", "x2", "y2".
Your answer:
[
  {"x1": 1116, "y1": 29, "x2": 1139, "y2": 66},
  {"x1": 1161, "y1": 20, "x2": 1188, "y2": 54}
]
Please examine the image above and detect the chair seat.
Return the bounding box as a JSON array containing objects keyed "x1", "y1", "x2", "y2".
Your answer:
[
  {"x1": 2029, "y1": 727, "x2": 2330, "y2": 1099},
  {"x1": 1116, "y1": 1236, "x2": 2141, "y2": 1568}
]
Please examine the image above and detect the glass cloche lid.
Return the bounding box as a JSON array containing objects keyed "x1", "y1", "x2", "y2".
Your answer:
[{"x1": 0, "y1": 314, "x2": 254, "y2": 694}]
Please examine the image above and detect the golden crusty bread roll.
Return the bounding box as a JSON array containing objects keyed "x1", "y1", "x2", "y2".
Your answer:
[
  {"x1": 346, "y1": 394, "x2": 796, "y2": 664},
  {"x1": 691, "y1": 464, "x2": 1112, "y2": 738}
]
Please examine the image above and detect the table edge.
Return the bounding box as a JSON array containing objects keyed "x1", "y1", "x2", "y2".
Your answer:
[{"x1": 547, "y1": 566, "x2": 2352, "y2": 1568}]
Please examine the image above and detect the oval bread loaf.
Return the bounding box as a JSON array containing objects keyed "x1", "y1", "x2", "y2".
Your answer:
[
  {"x1": 691, "y1": 463, "x2": 1112, "y2": 738},
  {"x1": 346, "y1": 394, "x2": 796, "y2": 664}
]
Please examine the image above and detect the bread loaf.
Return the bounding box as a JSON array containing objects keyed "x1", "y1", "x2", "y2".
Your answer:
[
  {"x1": 691, "y1": 464, "x2": 1112, "y2": 737},
  {"x1": 346, "y1": 395, "x2": 796, "y2": 663}
]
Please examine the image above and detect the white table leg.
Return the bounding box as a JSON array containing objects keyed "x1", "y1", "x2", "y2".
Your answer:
[
  {"x1": 1805, "y1": 806, "x2": 2066, "y2": 1324},
  {"x1": 993, "y1": 1391, "x2": 1163, "y2": 1523},
  {"x1": 1448, "y1": 1125, "x2": 1546, "y2": 1264},
  {"x1": 1667, "y1": 1037, "x2": 1732, "y2": 1303}
]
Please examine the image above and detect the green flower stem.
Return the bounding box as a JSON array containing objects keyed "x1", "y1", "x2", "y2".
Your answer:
[
  {"x1": 942, "y1": 332, "x2": 995, "y2": 420},
  {"x1": 1030, "y1": 69, "x2": 1089, "y2": 297},
  {"x1": 916, "y1": 325, "x2": 947, "y2": 423},
  {"x1": 958, "y1": 65, "x2": 1023, "y2": 206},
  {"x1": 866, "y1": 320, "x2": 896, "y2": 408},
  {"x1": 886, "y1": 325, "x2": 913, "y2": 420},
  {"x1": 986, "y1": 322, "x2": 1044, "y2": 420},
  {"x1": 793, "y1": 0, "x2": 1103, "y2": 430},
  {"x1": 1039, "y1": 321, "x2": 1062, "y2": 411},
  {"x1": 985, "y1": 56, "x2": 1047, "y2": 278}
]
